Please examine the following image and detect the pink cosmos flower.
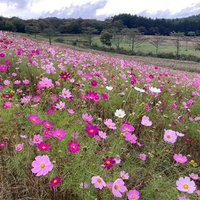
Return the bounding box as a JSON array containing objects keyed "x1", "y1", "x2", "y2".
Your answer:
[
  {"x1": 15, "y1": 144, "x2": 24, "y2": 151},
  {"x1": 55, "y1": 101, "x2": 65, "y2": 110},
  {"x1": 23, "y1": 79, "x2": 29, "y2": 85},
  {"x1": 125, "y1": 133, "x2": 137, "y2": 144},
  {"x1": 68, "y1": 140, "x2": 80, "y2": 153},
  {"x1": 38, "y1": 77, "x2": 54, "y2": 88},
  {"x1": 120, "y1": 171, "x2": 129, "y2": 180},
  {"x1": 120, "y1": 123, "x2": 135, "y2": 133},
  {"x1": 164, "y1": 130, "x2": 177, "y2": 143},
  {"x1": 112, "y1": 178, "x2": 127, "y2": 198},
  {"x1": 42, "y1": 120, "x2": 53, "y2": 129},
  {"x1": 91, "y1": 176, "x2": 106, "y2": 190},
  {"x1": 127, "y1": 189, "x2": 140, "y2": 200},
  {"x1": 32, "y1": 134, "x2": 43, "y2": 144},
  {"x1": 61, "y1": 88, "x2": 72, "y2": 99},
  {"x1": 82, "y1": 113, "x2": 93, "y2": 122},
  {"x1": 106, "y1": 182, "x2": 113, "y2": 190},
  {"x1": 67, "y1": 109, "x2": 74, "y2": 114},
  {"x1": 177, "y1": 195, "x2": 189, "y2": 200},
  {"x1": 114, "y1": 155, "x2": 121, "y2": 164},
  {"x1": 37, "y1": 142, "x2": 51, "y2": 151},
  {"x1": 80, "y1": 182, "x2": 89, "y2": 189},
  {"x1": 141, "y1": 116, "x2": 152, "y2": 126},
  {"x1": 28, "y1": 114, "x2": 41, "y2": 124},
  {"x1": 98, "y1": 131, "x2": 107, "y2": 139},
  {"x1": 140, "y1": 153, "x2": 147, "y2": 161},
  {"x1": 173, "y1": 154, "x2": 187, "y2": 163},
  {"x1": 52, "y1": 128, "x2": 66, "y2": 140},
  {"x1": 50, "y1": 176, "x2": 61, "y2": 188},
  {"x1": 176, "y1": 176, "x2": 196, "y2": 194},
  {"x1": 31, "y1": 155, "x2": 53, "y2": 176},
  {"x1": 189, "y1": 173, "x2": 199, "y2": 180},
  {"x1": 104, "y1": 119, "x2": 116, "y2": 130},
  {"x1": 71, "y1": 132, "x2": 79, "y2": 139}
]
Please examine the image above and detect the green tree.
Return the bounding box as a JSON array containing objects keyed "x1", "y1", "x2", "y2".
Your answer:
[
  {"x1": 83, "y1": 27, "x2": 98, "y2": 47},
  {"x1": 42, "y1": 28, "x2": 58, "y2": 45},
  {"x1": 100, "y1": 31, "x2": 113, "y2": 47}
]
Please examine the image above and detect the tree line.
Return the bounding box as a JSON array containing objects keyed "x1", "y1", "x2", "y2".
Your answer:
[{"x1": 0, "y1": 13, "x2": 200, "y2": 36}]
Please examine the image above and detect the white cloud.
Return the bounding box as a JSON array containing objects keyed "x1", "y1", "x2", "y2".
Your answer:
[{"x1": 0, "y1": 0, "x2": 200, "y2": 19}]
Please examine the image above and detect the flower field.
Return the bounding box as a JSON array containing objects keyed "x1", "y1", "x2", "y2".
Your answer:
[{"x1": 0, "y1": 31, "x2": 200, "y2": 200}]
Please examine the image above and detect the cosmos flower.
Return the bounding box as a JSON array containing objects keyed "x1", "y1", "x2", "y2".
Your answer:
[
  {"x1": 140, "y1": 153, "x2": 147, "y2": 161},
  {"x1": 82, "y1": 113, "x2": 93, "y2": 122},
  {"x1": 102, "y1": 156, "x2": 116, "y2": 170},
  {"x1": 60, "y1": 72, "x2": 71, "y2": 80},
  {"x1": 15, "y1": 144, "x2": 24, "y2": 151},
  {"x1": 91, "y1": 176, "x2": 106, "y2": 190},
  {"x1": 32, "y1": 134, "x2": 43, "y2": 144},
  {"x1": 141, "y1": 116, "x2": 152, "y2": 126},
  {"x1": 164, "y1": 130, "x2": 177, "y2": 143},
  {"x1": 55, "y1": 101, "x2": 65, "y2": 110},
  {"x1": 68, "y1": 140, "x2": 80, "y2": 153},
  {"x1": 127, "y1": 190, "x2": 140, "y2": 200},
  {"x1": 85, "y1": 123, "x2": 99, "y2": 136},
  {"x1": 149, "y1": 87, "x2": 161, "y2": 93},
  {"x1": 37, "y1": 142, "x2": 51, "y2": 151},
  {"x1": 28, "y1": 114, "x2": 41, "y2": 124},
  {"x1": 176, "y1": 176, "x2": 196, "y2": 194},
  {"x1": 115, "y1": 109, "x2": 126, "y2": 118},
  {"x1": 31, "y1": 155, "x2": 53, "y2": 176},
  {"x1": 173, "y1": 154, "x2": 187, "y2": 163},
  {"x1": 120, "y1": 171, "x2": 129, "y2": 180},
  {"x1": 189, "y1": 173, "x2": 199, "y2": 180},
  {"x1": 42, "y1": 120, "x2": 53, "y2": 129},
  {"x1": 61, "y1": 88, "x2": 72, "y2": 99},
  {"x1": 52, "y1": 128, "x2": 66, "y2": 140},
  {"x1": 104, "y1": 119, "x2": 116, "y2": 130},
  {"x1": 112, "y1": 178, "x2": 127, "y2": 198},
  {"x1": 50, "y1": 176, "x2": 61, "y2": 188}
]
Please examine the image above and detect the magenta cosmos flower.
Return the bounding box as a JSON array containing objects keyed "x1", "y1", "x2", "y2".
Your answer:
[
  {"x1": 141, "y1": 116, "x2": 152, "y2": 126},
  {"x1": 120, "y1": 123, "x2": 135, "y2": 133},
  {"x1": 176, "y1": 176, "x2": 196, "y2": 194},
  {"x1": 164, "y1": 130, "x2": 177, "y2": 143},
  {"x1": 42, "y1": 120, "x2": 53, "y2": 129},
  {"x1": 102, "y1": 156, "x2": 116, "y2": 170},
  {"x1": 52, "y1": 128, "x2": 66, "y2": 140},
  {"x1": 91, "y1": 176, "x2": 106, "y2": 190},
  {"x1": 68, "y1": 140, "x2": 80, "y2": 153},
  {"x1": 112, "y1": 178, "x2": 127, "y2": 198},
  {"x1": 127, "y1": 189, "x2": 140, "y2": 200},
  {"x1": 91, "y1": 80, "x2": 98, "y2": 87},
  {"x1": 37, "y1": 142, "x2": 51, "y2": 151},
  {"x1": 28, "y1": 114, "x2": 41, "y2": 124},
  {"x1": 125, "y1": 133, "x2": 137, "y2": 144},
  {"x1": 31, "y1": 155, "x2": 53, "y2": 176},
  {"x1": 85, "y1": 123, "x2": 99, "y2": 136},
  {"x1": 60, "y1": 72, "x2": 71, "y2": 80},
  {"x1": 50, "y1": 176, "x2": 61, "y2": 188},
  {"x1": 173, "y1": 154, "x2": 187, "y2": 163}
]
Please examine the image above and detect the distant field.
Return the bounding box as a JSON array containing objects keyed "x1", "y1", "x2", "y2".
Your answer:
[{"x1": 15, "y1": 33, "x2": 200, "y2": 59}]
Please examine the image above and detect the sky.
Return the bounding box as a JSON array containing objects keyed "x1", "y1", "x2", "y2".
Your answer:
[{"x1": 0, "y1": 0, "x2": 200, "y2": 19}]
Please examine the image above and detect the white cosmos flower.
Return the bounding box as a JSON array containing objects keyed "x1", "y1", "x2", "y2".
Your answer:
[
  {"x1": 149, "y1": 87, "x2": 161, "y2": 93},
  {"x1": 134, "y1": 87, "x2": 145, "y2": 93},
  {"x1": 115, "y1": 109, "x2": 126, "y2": 118},
  {"x1": 106, "y1": 86, "x2": 113, "y2": 91}
]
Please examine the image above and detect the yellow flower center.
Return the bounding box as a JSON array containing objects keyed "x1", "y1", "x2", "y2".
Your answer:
[
  {"x1": 97, "y1": 179, "x2": 101, "y2": 183},
  {"x1": 40, "y1": 163, "x2": 45, "y2": 168},
  {"x1": 183, "y1": 184, "x2": 189, "y2": 189},
  {"x1": 72, "y1": 145, "x2": 76, "y2": 149},
  {"x1": 167, "y1": 135, "x2": 171, "y2": 138},
  {"x1": 132, "y1": 195, "x2": 136, "y2": 199},
  {"x1": 42, "y1": 146, "x2": 46, "y2": 149},
  {"x1": 32, "y1": 118, "x2": 36, "y2": 122},
  {"x1": 57, "y1": 133, "x2": 60, "y2": 137},
  {"x1": 46, "y1": 124, "x2": 49, "y2": 127},
  {"x1": 106, "y1": 161, "x2": 110, "y2": 165},
  {"x1": 114, "y1": 185, "x2": 119, "y2": 190},
  {"x1": 53, "y1": 180, "x2": 58, "y2": 183},
  {"x1": 90, "y1": 130, "x2": 94, "y2": 133}
]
